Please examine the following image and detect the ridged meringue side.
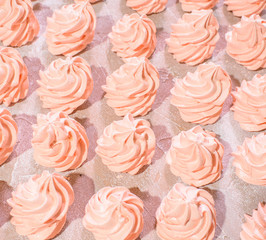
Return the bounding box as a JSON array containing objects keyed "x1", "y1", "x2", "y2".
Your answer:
[
  {"x1": 109, "y1": 13, "x2": 157, "y2": 59},
  {"x1": 166, "y1": 125, "x2": 224, "y2": 187},
  {"x1": 7, "y1": 171, "x2": 74, "y2": 240},
  {"x1": 95, "y1": 114, "x2": 155, "y2": 174},
  {"x1": 225, "y1": 0, "x2": 266, "y2": 17},
  {"x1": 233, "y1": 133, "x2": 266, "y2": 186},
  {"x1": 83, "y1": 186, "x2": 144, "y2": 240},
  {"x1": 102, "y1": 57, "x2": 159, "y2": 117},
  {"x1": 126, "y1": 0, "x2": 168, "y2": 15},
  {"x1": 0, "y1": 0, "x2": 39, "y2": 47},
  {"x1": 46, "y1": 1, "x2": 96, "y2": 56},
  {"x1": 0, "y1": 109, "x2": 17, "y2": 165},
  {"x1": 156, "y1": 183, "x2": 216, "y2": 240},
  {"x1": 170, "y1": 62, "x2": 231, "y2": 125},
  {"x1": 32, "y1": 112, "x2": 89, "y2": 172},
  {"x1": 166, "y1": 10, "x2": 219, "y2": 65},
  {"x1": 226, "y1": 15, "x2": 266, "y2": 70},
  {"x1": 231, "y1": 74, "x2": 266, "y2": 131},
  {"x1": 37, "y1": 56, "x2": 93, "y2": 114},
  {"x1": 0, "y1": 47, "x2": 29, "y2": 106},
  {"x1": 180, "y1": 0, "x2": 218, "y2": 11},
  {"x1": 240, "y1": 202, "x2": 266, "y2": 240}
]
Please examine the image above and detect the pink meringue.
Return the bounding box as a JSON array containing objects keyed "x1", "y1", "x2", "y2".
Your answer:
[
  {"x1": 0, "y1": 0, "x2": 39, "y2": 47},
  {"x1": 32, "y1": 112, "x2": 89, "y2": 172},
  {"x1": 226, "y1": 15, "x2": 266, "y2": 70},
  {"x1": 170, "y1": 62, "x2": 231, "y2": 125},
  {"x1": 7, "y1": 171, "x2": 74, "y2": 240},
  {"x1": 109, "y1": 13, "x2": 157, "y2": 59},
  {"x1": 75, "y1": 0, "x2": 101, "y2": 3},
  {"x1": 233, "y1": 133, "x2": 266, "y2": 186},
  {"x1": 0, "y1": 109, "x2": 17, "y2": 165},
  {"x1": 166, "y1": 10, "x2": 220, "y2": 65},
  {"x1": 156, "y1": 183, "x2": 216, "y2": 240},
  {"x1": 83, "y1": 186, "x2": 144, "y2": 240},
  {"x1": 126, "y1": 0, "x2": 168, "y2": 15},
  {"x1": 225, "y1": 0, "x2": 266, "y2": 17},
  {"x1": 180, "y1": 0, "x2": 218, "y2": 11},
  {"x1": 102, "y1": 57, "x2": 159, "y2": 117},
  {"x1": 167, "y1": 125, "x2": 224, "y2": 187},
  {"x1": 96, "y1": 114, "x2": 155, "y2": 174},
  {"x1": 231, "y1": 74, "x2": 266, "y2": 131},
  {"x1": 0, "y1": 47, "x2": 28, "y2": 106},
  {"x1": 37, "y1": 56, "x2": 93, "y2": 114},
  {"x1": 240, "y1": 202, "x2": 266, "y2": 240},
  {"x1": 46, "y1": 1, "x2": 96, "y2": 56}
]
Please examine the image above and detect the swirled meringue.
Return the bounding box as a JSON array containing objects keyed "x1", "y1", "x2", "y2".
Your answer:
[
  {"x1": 102, "y1": 57, "x2": 159, "y2": 117},
  {"x1": 32, "y1": 112, "x2": 89, "y2": 172},
  {"x1": 226, "y1": 15, "x2": 266, "y2": 70},
  {"x1": 233, "y1": 133, "x2": 266, "y2": 186},
  {"x1": 0, "y1": 0, "x2": 39, "y2": 47},
  {"x1": 46, "y1": 1, "x2": 96, "y2": 56},
  {"x1": 83, "y1": 186, "x2": 144, "y2": 240},
  {"x1": 167, "y1": 125, "x2": 224, "y2": 187},
  {"x1": 180, "y1": 0, "x2": 218, "y2": 11},
  {"x1": 7, "y1": 171, "x2": 74, "y2": 240},
  {"x1": 166, "y1": 10, "x2": 219, "y2": 65},
  {"x1": 156, "y1": 183, "x2": 216, "y2": 240},
  {"x1": 170, "y1": 62, "x2": 231, "y2": 125},
  {"x1": 225, "y1": 0, "x2": 266, "y2": 17},
  {"x1": 126, "y1": 0, "x2": 167, "y2": 15},
  {"x1": 240, "y1": 202, "x2": 266, "y2": 240},
  {"x1": 109, "y1": 13, "x2": 157, "y2": 59},
  {"x1": 75, "y1": 0, "x2": 101, "y2": 3},
  {"x1": 96, "y1": 114, "x2": 155, "y2": 174},
  {"x1": 37, "y1": 56, "x2": 93, "y2": 114},
  {"x1": 0, "y1": 47, "x2": 28, "y2": 106},
  {"x1": 231, "y1": 74, "x2": 266, "y2": 131},
  {"x1": 0, "y1": 109, "x2": 17, "y2": 165}
]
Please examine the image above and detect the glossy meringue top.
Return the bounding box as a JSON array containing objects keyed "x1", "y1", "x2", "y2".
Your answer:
[
  {"x1": 102, "y1": 57, "x2": 160, "y2": 117},
  {"x1": 233, "y1": 133, "x2": 266, "y2": 186},
  {"x1": 167, "y1": 125, "x2": 224, "y2": 187},
  {"x1": 37, "y1": 56, "x2": 93, "y2": 114},
  {"x1": 231, "y1": 74, "x2": 266, "y2": 132},
  {"x1": 126, "y1": 0, "x2": 168, "y2": 15},
  {"x1": 7, "y1": 171, "x2": 74, "y2": 240},
  {"x1": 0, "y1": 0, "x2": 39, "y2": 46},
  {"x1": 156, "y1": 183, "x2": 216, "y2": 240},
  {"x1": 170, "y1": 62, "x2": 231, "y2": 125},
  {"x1": 32, "y1": 111, "x2": 89, "y2": 172},
  {"x1": 109, "y1": 13, "x2": 157, "y2": 59},
  {"x1": 226, "y1": 14, "x2": 266, "y2": 70},
  {"x1": 96, "y1": 114, "x2": 155, "y2": 174},
  {"x1": 166, "y1": 9, "x2": 220, "y2": 65},
  {"x1": 83, "y1": 186, "x2": 144, "y2": 240},
  {"x1": 0, "y1": 47, "x2": 29, "y2": 106},
  {"x1": 46, "y1": 1, "x2": 96, "y2": 56},
  {"x1": 180, "y1": 0, "x2": 218, "y2": 12}
]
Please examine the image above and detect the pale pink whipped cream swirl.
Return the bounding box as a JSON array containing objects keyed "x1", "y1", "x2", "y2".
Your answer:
[
  {"x1": 180, "y1": 0, "x2": 218, "y2": 11},
  {"x1": 109, "y1": 13, "x2": 157, "y2": 59},
  {"x1": 126, "y1": 0, "x2": 168, "y2": 15},
  {"x1": 37, "y1": 56, "x2": 93, "y2": 114},
  {"x1": 103, "y1": 57, "x2": 159, "y2": 117},
  {"x1": 0, "y1": 47, "x2": 29, "y2": 106},
  {"x1": 0, "y1": 109, "x2": 17, "y2": 165},
  {"x1": 170, "y1": 62, "x2": 231, "y2": 125},
  {"x1": 156, "y1": 183, "x2": 216, "y2": 240},
  {"x1": 233, "y1": 133, "x2": 266, "y2": 186},
  {"x1": 7, "y1": 171, "x2": 74, "y2": 240},
  {"x1": 167, "y1": 125, "x2": 224, "y2": 187},
  {"x1": 166, "y1": 10, "x2": 219, "y2": 65},
  {"x1": 83, "y1": 186, "x2": 144, "y2": 240},
  {"x1": 32, "y1": 112, "x2": 89, "y2": 172},
  {"x1": 96, "y1": 114, "x2": 155, "y2": 174},
  {"x1": 0, "y1": 0, "x2": 39, "y2": 46},
  {"x1": 231, "y1": 74, "x2": 266, "y2": 131}
]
